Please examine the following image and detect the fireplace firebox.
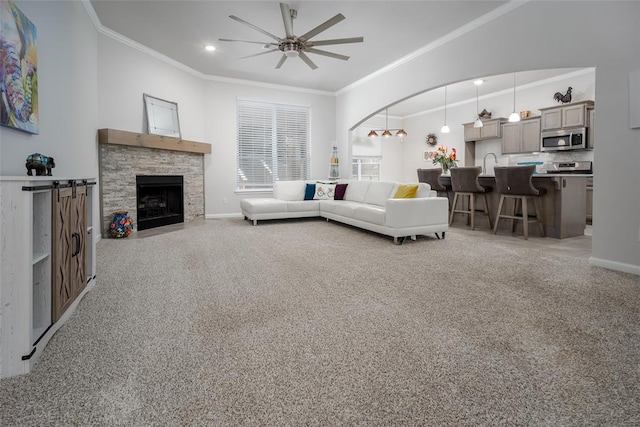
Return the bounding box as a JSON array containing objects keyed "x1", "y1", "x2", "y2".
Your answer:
[{"x1": 136, "y1": 175, "x2": 184, "y2": 231}]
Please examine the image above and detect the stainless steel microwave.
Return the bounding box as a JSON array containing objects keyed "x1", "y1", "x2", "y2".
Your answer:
[{"x1": 541, "y1": 127, "x2": 590, "y2": 152}]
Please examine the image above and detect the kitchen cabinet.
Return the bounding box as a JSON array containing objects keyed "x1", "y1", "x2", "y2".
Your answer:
[
  {"x1": 540, "y1": 101, "x2": 594, "y2": 131},
  {"x1": 586, "y1": 176, "x2": 593, "y2": 224},
  {"x1": 501, "y1": 117, "x2": 541, "y2": 154},
  {"x1": 463, "y1": 118, "x2": 504, "y2": 141},
  {"x1": 0, "y1": 177, "x2": 95, "y2": 378}
]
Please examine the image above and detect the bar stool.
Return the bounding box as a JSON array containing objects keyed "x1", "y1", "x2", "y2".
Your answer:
[
  {"x1": 493, "y1": 165, "x2": 546, "y2": 240},
  {"x1": 417, "y1": 168, "x2": 451, "y2": 208},
  {"x1": 449, "y1": 166, "x2": 493, "y2": 230}
]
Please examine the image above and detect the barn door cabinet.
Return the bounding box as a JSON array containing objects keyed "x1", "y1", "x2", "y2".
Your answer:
[{"x1": 0, "y1": 177, "x2": 96, "y2": 378}]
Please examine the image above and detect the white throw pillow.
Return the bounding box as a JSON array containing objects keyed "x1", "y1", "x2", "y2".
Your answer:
[{"x1": 313, "y1": 183, "x2": 336, "y2": 200}]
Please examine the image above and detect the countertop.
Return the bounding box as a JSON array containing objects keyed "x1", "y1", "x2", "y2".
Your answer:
[{"x1": 472, "y1": 174, "x2": 593, "y2": 178}]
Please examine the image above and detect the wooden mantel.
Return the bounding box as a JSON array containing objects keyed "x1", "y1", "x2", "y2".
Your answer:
[{"x1": 98, "y1": 128, "x2": 211, "y2": 154}]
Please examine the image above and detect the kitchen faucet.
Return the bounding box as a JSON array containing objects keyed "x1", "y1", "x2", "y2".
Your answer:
[{"x1": 483, "y1": 152, "x2": 498, "y2": 175}]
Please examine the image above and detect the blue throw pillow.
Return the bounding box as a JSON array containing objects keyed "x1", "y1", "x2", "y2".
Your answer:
[{"x1": 304, "y1": 183, "x2": 316, "y2": 200}]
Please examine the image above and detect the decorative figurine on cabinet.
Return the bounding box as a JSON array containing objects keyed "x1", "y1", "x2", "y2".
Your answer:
[
  {"x1": 553, "y1": 86, "x2": 573, "y2": 104},
  {"x1": 25, "y1": 153, "x2": 55, "y2": 176}
]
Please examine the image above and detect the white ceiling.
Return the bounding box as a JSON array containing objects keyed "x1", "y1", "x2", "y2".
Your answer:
[
  {"x1": 89, "y1": 0, "x2": 508, "y2": 92},
  {"x1": 88, "y1": 1, "x2": 589, "y2": 118}
]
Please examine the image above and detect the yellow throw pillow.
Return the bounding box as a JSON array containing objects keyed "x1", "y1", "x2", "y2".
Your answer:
[{"x1": 393, "y1": 184, "x2": 418, "y2": 199}]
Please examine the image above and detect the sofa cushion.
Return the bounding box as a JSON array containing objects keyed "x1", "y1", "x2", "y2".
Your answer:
[
  {"x1": 393, "y1": 184, "x2": 419, "y2": 199},
  {"x1": 354, "y1": 204, "x2": 386, "y2": 225},
  {"x1": 364, "y1": 181, "x2": 396, "y2": 206},
  {"x1": 344, "y1": 181, "x2": 371, "y2": 203},
  {"x1": 334, "y1": 183, "x2": 348, "y2": 200},
  {"x1": 240, "y1": 198, "x2": 290, "y2": 214},
  {"x1": 416, "y1": 182, "x2": 433, "y2": 198},
  {"x1": 304, "y1": 183, "x2": 316, "y2": 200},
  {"x1": 273, "y1": 181, "x2": 306, "y2": 201},
  {"x1": 313, "y1": 183, "x2": 336, "y2": 200},
  {"x1": 286, "y1": 200, "x2": 321, "y2": 212}
]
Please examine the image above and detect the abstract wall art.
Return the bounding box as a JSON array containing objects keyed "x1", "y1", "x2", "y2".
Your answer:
[{"x1": 1, "y1": 0, "x2": 38, "y2": 134}]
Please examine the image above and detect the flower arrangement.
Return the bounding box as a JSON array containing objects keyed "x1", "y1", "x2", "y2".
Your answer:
[{"x1": 427, "y1": 145, "x2": 458, "y2": 173}]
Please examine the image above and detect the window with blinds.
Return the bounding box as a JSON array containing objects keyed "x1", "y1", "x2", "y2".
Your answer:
[{"x1": 237, "y1": 99, "x2": 311, "y2": 190}]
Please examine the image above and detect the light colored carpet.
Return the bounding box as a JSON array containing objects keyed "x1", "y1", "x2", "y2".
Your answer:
[{"x1": 1, "y1": 218, "x2": 639, "y2": 426}]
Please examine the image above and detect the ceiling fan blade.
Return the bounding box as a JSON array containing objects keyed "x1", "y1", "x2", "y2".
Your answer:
[
  {"x1": 299, "y1": 13, "x2": 345, "y2": 41},
  {"x1": 275, "y1": 54, "x2": 288, "y2": 69},
  {"x1": 307, "y1": 37, "x2": 364, "y2": 46},
  {"x1": 229, "y1": 15, "x2": 282, "y2": 42},
  {"x1": 239, "y1": 49, "x2": 279, "y2": 59},
  {"x1": 298, "y1": 51, "x2": 318, "y2": 70},
  {"x1": 280, "y1": 3, "x2": 294, "y2": 39},
  {"x1": 219, "y1": 38, "x2": 278, "y2": 47},
  {"x1": 305, "y1": 47, "x2": 349, "y2": 61}
]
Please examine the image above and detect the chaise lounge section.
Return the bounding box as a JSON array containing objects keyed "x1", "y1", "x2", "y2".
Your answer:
[{"x1": 240, "y1": 180, "x2": 449, "y2": 244}]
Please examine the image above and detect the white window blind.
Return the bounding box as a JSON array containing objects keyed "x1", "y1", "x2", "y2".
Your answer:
[{"x1": 237, "y1": 99, "x2": 311, "y2": 190}]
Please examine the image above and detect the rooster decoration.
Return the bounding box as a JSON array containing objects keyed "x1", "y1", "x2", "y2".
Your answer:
[{"x1": 553, "y1": 87, "x2": 572, "y2": 104}]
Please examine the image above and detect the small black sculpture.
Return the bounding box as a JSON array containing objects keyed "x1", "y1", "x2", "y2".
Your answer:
[
  {"x1": 478, "y1": 108, "x2": 492, "y2": 119},
  {"x1": 553, "y1": 86, "x2": 572, "y2": 104},
  {"x1": 26, "y1": 153, "x2": 55, "y2": 176}
]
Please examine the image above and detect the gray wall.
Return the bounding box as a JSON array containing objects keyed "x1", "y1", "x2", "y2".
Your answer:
[
  {"x1": 0, "y1": 1, "x2": 98, "y2": 178},
  {"x1": 337, "y1": 1, "x2": 640, "y2": 274}
]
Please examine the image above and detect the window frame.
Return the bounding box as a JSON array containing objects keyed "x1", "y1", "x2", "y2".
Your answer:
[{"x1": 236, "y1": 99, "x2": 311, "y2": 192}]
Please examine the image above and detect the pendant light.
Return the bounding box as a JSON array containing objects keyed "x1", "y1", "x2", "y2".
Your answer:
[
  {"x1": 508, "y1": 72, "x2": 521, "y2": 123},
  {"x1": 381, "y1": 109, "x2": 392, "y2": 137},
  {"x1": 473, "y1": 83, "x2": 483, "y2": 128},
  {"x1": 440, "y1": 86, "x2": 450, "y2": 134},
  {"x1": 367, "y1": 108, "x2": 407, "y2": 138}
]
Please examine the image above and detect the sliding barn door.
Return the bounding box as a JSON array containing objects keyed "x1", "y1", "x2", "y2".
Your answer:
[{"x1": 52, "y1": 186, "x2": 87, "y2": 322}]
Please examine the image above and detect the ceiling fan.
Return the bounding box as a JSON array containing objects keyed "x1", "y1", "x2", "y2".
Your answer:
[{"x1": 219, "y1": 3, "x2": 364, "y2": 70}]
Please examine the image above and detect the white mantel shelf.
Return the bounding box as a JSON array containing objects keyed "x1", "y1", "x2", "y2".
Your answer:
[{"x1": 98, "y1": 128, "x2": 211, "y2": 155}]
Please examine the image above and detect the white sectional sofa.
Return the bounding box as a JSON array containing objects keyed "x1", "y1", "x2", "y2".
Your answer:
[{"x1": 240, "y1": 180, "x2": 449, "y2": 244}]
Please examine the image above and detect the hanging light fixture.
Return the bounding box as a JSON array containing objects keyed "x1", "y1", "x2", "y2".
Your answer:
[
  {"x1": 367, "y1": 108, "x2": 407, "y2": 138},
  {"x1": 382, "y1": 109, "x2": 392, "y2": 137},
  {"x1": 473, "y1": 83, "x2": 483, "y2": 128},
  {"x1": 441, "y1": 86, "x2": 450, "y2": 134},
  {"x1": 508, "y1": 72, "x2": 521, "y2": 123}
]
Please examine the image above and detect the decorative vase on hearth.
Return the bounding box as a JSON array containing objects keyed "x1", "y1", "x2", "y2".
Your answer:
[{"x1": 109, "y1": 211, "x2": 134, "y2": 238}]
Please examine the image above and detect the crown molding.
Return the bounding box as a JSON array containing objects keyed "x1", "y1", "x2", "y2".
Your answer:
[{"x1": 81, "y1": 1, "x2": 333, "y2": 97}]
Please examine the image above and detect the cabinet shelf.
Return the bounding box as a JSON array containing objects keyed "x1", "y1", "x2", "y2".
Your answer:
[{"x1": 32, "y1": 252, "x2": 50, "y2": 265}]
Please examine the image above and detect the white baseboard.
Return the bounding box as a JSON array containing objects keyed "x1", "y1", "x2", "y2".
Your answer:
[
  {"x1": 589, "y1": 257, "x2": 640, "y2": 276},
  {"x1": 206, "y1": 213, "x2": 244, "y2": 220}
]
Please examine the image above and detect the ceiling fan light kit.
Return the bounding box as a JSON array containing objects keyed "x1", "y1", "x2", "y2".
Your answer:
[{"x1": 220, "y1": 3, "x2": 364, "y2": 70}]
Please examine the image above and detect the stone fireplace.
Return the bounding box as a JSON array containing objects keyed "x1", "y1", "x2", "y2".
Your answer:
[{"x1": 98, "y1": 129, "x2": 210, "y2": 236}]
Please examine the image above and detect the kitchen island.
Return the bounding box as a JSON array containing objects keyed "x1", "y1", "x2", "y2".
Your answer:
[{"x1": 439, "y1": 174, "x2": 590, "y2": 239}]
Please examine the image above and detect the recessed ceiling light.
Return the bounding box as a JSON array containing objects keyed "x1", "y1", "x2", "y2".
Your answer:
[
  {"x1": 205, "y1": 45, "x2": 216, "y2": 52},
  {"x1": 473, "y1": 79, "x2": 484, "y2": 86}
]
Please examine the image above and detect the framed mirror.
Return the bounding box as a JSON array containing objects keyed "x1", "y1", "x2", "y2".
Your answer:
[{"x1": 143, "y1": 94, "x2": 181, "y2": 138}]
